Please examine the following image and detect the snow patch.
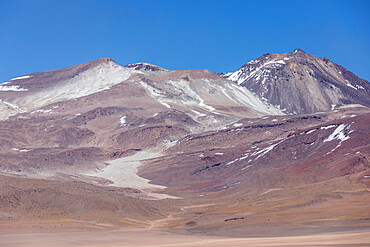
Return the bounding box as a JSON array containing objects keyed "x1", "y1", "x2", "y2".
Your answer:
[
  {"x1": 253, "y1": 139, "x2": 285, "y2": 160},
  {"x1": 306, "y1": 129, "x2": 317, "y2": 134},
  {"x1": 12, "y1": 148, "x2": 32, "y2": 152},
  {"x1": 191, "y1": 110, "x2": 207, "y2": 117},
  {"x1": 119, "y1": 116, "x2": 127, "y2": 126},
  {"x1": 226, "y1": 139, "x2": 286, "y2": 165},
  {"x1": 345, "y1": 80, "x2": 357, "y2": 90},
  {"x1": 0, "y1": 85, "x2": 28, "y2": 91},
  {"x1": 226, "y1": 160, "x2": 237, "y2": 166},
  {"x1": 31, "y1": 109, "x2": 53, "y2": 114},
  {"x1": 324, "y1": 123, "x2": 353, "y2": 155},
  {"x1": 324, "y1": 124, "x2": 350, "y2": 143},
  {"x1": 14, "y1": 62, "x2": 140, "y2": 111},
  {"x1": 10, "y1": 75, "x2": 31, "y2": 80},
  {"x1": 138, "y1": 81, "x2": 171, "y2": 108},
  {"x1": 341, "y1": 115, "x2": 356, "y2": 119},
  {"x1": 247, "y1": 59, "x2": 260, "y2": 65},
  {"x1": 227, "y1": 58, "x2": 286, "y2": 86},
  {"x1": 321, "y1": 125, "x2": 337, "y2": 130}
]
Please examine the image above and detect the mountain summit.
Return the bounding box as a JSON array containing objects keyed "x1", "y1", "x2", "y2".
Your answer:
[
  {"x1": 124, "y1": 62, "x2": 168, "y2": 72},
  {"x1": 220, "y1": 49, "x2": 370, "y2": 114}
]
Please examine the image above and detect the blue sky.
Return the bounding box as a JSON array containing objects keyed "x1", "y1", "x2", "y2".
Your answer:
[{"x1": 0, "y1": 0, "x2": 369, "y2": 82}]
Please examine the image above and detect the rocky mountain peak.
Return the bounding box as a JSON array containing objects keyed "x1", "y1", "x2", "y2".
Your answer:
[
  {"x1": 322, "y1": 57, "x2": 331, "y2": 63},
  {"x1": 93, "y1": 57, "x2": 116, "y2": 64},
  {"x1": 220, "y1": 50, "x2": 370, "y2": 114},
  {"x1": 74, "y1": 57, "x2": 118, "y2": 70},
  {"x1": 293, "y1": 48, "x2": 306, "y2": 54},
  {"x1": 124, "y1": 62, "x2": 167, "y2": 72}
]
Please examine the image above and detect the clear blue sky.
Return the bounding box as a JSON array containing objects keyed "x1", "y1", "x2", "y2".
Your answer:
[{"x1": 1, "y1": 0, "x2": 369, "y2": 82}]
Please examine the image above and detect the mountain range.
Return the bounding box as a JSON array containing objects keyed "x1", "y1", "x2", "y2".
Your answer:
[{"x1": 0, "y1": 49, "x2": 369, "y2": 242}]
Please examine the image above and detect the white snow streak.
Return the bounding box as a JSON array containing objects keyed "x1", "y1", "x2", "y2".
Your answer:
[
  {"x1": 138, "y1": 81, "x2": 171, "y2": 108},
  {"x1": 31, "y1": 109, "x2": 53, "y2": 114},
  {"x1": 306, "y1": 129, "x2": 317, "y2": 134},
  {"x1": 320, "y1": 125, "x2": 337, "y2": 130},
  {"x1": 0, "y1": 85, "x2": 28, "y2": 91},
  {"x1": 345, "y1": 80, "x2": 357, "y2": 90},
  {"x1": 10, "y1": 75, "x2": 31, "y2": 80},
  {"x1": 324, "y1": 123, "x2": 353, "y2": 155},
  {"x1": 119, "y1": 116, "x2": 127, "y2": 126}
]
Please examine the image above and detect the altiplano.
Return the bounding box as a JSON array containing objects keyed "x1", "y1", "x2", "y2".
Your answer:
[
  {"x1": 1, "y1": 2, "x2": 369, "y2": 245},
  {"x1": 0, "y1": 48, "x2": 369, "y2": 247}
]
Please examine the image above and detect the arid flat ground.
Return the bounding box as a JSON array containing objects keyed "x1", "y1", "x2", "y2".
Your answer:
[{"x1": 0, "y1": 229, "x2": 369, "y2": 247}]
